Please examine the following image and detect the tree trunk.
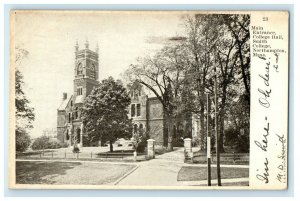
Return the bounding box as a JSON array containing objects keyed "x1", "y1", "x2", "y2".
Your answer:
[
  {"x1": 199, "y1": 91, "x2": 205, "y2": 150},
  {"x1": 109, "y1": 140, "x2": 113, "y2": 152},
  {"x1": 219, "y1": 85, "x2": 227, "y2": 153},
  {"x1": 167, "y1": 114, "x2": 173, "y2": 151}
]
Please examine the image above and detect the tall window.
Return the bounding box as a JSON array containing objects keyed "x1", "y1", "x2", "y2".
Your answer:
[
  {"x1": 137, "y1": 104, "x2": 141, "y2": 116},
  {"x1": 131, "y1": 104, "x2": 135, "y2": 117},
  {"x1": 90, "y1": 64, "x2": 96, "y2": 79},
  {"x1": 74, "y1": 107, "x2": 79, "y2": 119},
  {"x1": 68, "y1": 113, "x2": 71, "y2": 123},
  {"x1": 77, "y1": 87, "x2": 83, "y2": 95},
  {"x1": 77, "y1": 63, "x2": 83, "y2": 75}
]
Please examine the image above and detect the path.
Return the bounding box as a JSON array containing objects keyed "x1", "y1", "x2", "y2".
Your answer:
[
  {"x1": 117, "y1": 147, "x2": 185, "y2": 186},
  {"x1": 117, "y1": 147, "x2": 249, "y2": 186}
]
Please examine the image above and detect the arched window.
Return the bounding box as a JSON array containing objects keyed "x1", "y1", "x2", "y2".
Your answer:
[
  {"x1": 90, "y1": 64, "x2": 96, "y2": 79},
  {"x1": 77, "y1": 63, "x2": 83, "y2": 75}
]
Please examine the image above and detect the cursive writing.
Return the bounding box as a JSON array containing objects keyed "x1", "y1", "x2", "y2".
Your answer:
[
  {"x1": 254, "y1": 117, "x2": 269, "y2": 152},
  {"x1": 256, "y1": 157, "x2": 269, "y2": 184},
  {"x1": 258, "y1": 59, "x2": 272, "y2": 108},
  {"x1": 276, "y1": 134, "x2": 287, "y2": 183}
]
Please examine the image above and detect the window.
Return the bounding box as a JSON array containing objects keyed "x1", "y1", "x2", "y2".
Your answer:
[
  {"x1": 90, "y1": 64, "x2": 96, "y2": 79},
  {"x1": 131, "y1": 104, "x2": 135, "y2": 117},
  {"x1": 74, "y1": 107, "x2": 79, "y2": 119},
  {"x1": 70, "y1": 101, "x2": 73, "y2": 107},
  {"x1": 90, "y1": 71, "x2": 95, "y2": 79},
  {"x1": 68, "y1": 113, "x2": 71, "y2": 123},
  {"x1": 77, "y1": 87, "x2": 83, "y2": 95},
  {"x1": 77, "y1": 63, "x2": 83, "y2": 75},
  {"x1": 137, "y1": 104, "x2": 141, "y2": 116}
]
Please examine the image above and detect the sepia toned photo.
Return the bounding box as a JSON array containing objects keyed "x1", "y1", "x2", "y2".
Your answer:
[{"x1": 9, "y1": 10, "x2": 288, "y2": 190}]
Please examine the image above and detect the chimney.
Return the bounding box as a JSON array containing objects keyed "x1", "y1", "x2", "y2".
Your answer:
[{"x1": 63, "y1": 93, "x2": 67, "y2": 100}]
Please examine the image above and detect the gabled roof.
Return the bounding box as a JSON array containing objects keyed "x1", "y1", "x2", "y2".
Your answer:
[
  {"x1": 58, "y1": 95, "x2": 73, "y2": 111},
  {"x1": 75, "y1": 95, "x2": 84, "y2": 104}
]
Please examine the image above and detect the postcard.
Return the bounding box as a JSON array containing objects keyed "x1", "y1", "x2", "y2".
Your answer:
[{"x1": 9, "y1": 10, "x2": 289, "y2": 190}]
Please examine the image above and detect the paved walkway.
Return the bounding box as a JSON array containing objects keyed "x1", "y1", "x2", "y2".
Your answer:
[
  {"x1": 17, "y1": 147, "x2": 249, "y2": 187},
  {"x1": 117, "y1": 147, "x2": 185, "y2": 186},
  {"x1": 117, "y1": 147, "x2": 249, "y2": 186}
]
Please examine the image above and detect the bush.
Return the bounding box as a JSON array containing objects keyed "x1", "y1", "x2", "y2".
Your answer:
[
  {"x1": 16, "y1": 128, "x2": 31, "y2": 152},
  {"x1": 31, "y1": 136, "x2": 50, "y2": 150},
  {"x1": 224, "y1": 127, "x2": 249, "y2": 153},
  {"x1": 173, "y1": 137, "x2": 184, "y2": 147},
  {"x1": 31, "y1": 136, "x2": 68, "y2": 150}
]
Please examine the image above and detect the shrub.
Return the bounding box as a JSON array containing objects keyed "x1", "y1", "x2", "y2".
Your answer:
[
  {"x1": 31, "y1": 136, "x2": 68, "y2": 150},
  {"x1": 224, "y1": 127, "x2": 249, "y2": 153},
  {"x1": 31, "y1": 136, "x2": 49, "y2": 150},
  {"x1": 16, "y1": 128, "x2": 31, "y2": 152},
  {"x1": 173, "y1": 137, "x2": 184, "y2": 147}
]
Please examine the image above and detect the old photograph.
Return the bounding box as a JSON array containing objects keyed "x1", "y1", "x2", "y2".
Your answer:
[{"x1": 9, "y1": 10, "x2": 288, "y2": 189}]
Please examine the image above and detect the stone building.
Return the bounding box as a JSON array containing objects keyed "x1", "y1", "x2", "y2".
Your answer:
[
  {"x1": 57, "y1": 41, "x2": 201, "y2": 147},
  {"x1": 57, "y1": 40, "x2": 99, "y2": 147}
]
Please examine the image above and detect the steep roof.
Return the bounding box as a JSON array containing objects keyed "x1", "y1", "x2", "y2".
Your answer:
[{"x1": 58, "y1": 95, "x2": 73, "y2": 111}]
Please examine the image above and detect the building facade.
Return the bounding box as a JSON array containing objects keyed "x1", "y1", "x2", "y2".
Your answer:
[{"x1": 57, "y1": 42, "x2": 200, "y2": 147}]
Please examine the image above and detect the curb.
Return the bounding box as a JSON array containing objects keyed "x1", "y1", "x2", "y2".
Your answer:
[{"x1": 113, "y1": 165, "x2": 140, "y2": 185}]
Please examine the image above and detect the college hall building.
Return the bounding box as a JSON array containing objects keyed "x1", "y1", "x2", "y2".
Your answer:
[{"x1": 57, "y1": 41, "x2": 201, "y2": 147}]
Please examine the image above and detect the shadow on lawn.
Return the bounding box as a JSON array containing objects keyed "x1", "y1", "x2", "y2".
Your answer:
[
  {"x1": 177, "y1": 166, "x2": 249, "y2": 182},
  {"x1": 16, "y1": 161, "x2": 81, "y2": 184}
]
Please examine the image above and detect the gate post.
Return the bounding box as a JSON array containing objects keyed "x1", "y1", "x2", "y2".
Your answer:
[
  {"x1": 147, "y1": 139, "x2": 155, "y2": 159},
  {"x1": 184, "y1": 138, "x2": 193, "y2": 161}
]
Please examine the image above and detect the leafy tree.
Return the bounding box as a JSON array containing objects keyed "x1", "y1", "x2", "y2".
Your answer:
[
  {"x1": 16, "y1": 127, "x2": 31, "y2": 152},
  {"x1": 124, "y1": 44, "x2": 187, "y2": 150},
  {"x1": 15, "y1": 47, "x2": 35, "y2": 152},
  {"x1": 81, "y1": 76, "x2": 132, "y2": 152},
  {"x1": 182, "y1": 14, "x2": 250, "y2": 152}
]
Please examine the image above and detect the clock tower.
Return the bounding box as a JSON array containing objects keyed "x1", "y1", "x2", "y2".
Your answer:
[
  {"x1": 73, "y1": 40, "x2": 99, "y2": 103},
  {"x1": 71, "y1": 40, "x2": 100, "y2": 146}
]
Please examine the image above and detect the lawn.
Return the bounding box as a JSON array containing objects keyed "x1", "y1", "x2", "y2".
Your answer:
[
  {"x1": 177, "y1": 166, "x2": 249, "y2": 181},
  {"x1": 16, "y1": 161, "x2": 136, "y2": 185}
]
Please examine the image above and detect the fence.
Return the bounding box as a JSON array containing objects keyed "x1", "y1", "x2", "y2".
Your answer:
[
  {"x1": 16, "y1": 150, "x2": 147, "y2": 162},
  {"x1": 191, "y1": 152, "x2": 249, "y2": 165}
]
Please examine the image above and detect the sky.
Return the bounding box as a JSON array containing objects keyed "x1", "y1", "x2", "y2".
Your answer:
[{"x1": 14, "y1": 11, "x2": 189, "y2": 138}]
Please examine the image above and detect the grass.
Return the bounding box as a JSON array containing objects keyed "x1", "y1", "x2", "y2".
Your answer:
[
  {"x1": 177, "y1": 166, "x2": 249, "y2": 181},
  {"x1": 16, "y1": 161, "x2": 136, "y2": 185}
]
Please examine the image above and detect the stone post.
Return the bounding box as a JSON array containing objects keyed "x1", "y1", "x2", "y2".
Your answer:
[
  {"x1": 184, "y1": 138, "x2": 193, "y2": 160},
  {"x1": 147, "y1": 139, "x2": 155, "y2": 159}
]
